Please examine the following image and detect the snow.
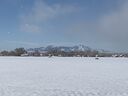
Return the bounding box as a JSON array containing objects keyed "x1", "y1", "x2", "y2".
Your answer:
[{"x1": 0, "y1": 57, "x2": 128, "y2": 96}]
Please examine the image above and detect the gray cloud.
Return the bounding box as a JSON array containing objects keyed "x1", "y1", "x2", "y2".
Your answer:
[
  {"x1": 20, "y1": 0, "x2": 77, "y2": 33},
  {"x1": 99, "y1": 2, "x2": 128, "y2": 39},
  {"x1": 66, "y1": 1, "x2": 128, "y2": 52},
  {"x1": 97, "y1": 1, "x2": 128, "y2": 51}
]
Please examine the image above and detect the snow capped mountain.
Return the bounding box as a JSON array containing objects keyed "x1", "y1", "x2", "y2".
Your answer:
[
  {"x1": 71, "y1": 45, "x2": 91, "y2": 51},
  {"x1": 27, "y1": 45, "x2": 92, "y2": 53}
]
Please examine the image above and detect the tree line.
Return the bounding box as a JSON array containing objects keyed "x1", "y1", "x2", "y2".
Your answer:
[
  {"x1": 0, "y1": 48, "x2": 26, "y2": 56},
  {"x1": 0, "y1": 47, "x2": 127, "y2": 57}
]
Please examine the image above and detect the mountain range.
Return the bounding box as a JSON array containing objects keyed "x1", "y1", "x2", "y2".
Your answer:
[{"x1": 27, "y1": 45, "x2": 108, "y2": 53}]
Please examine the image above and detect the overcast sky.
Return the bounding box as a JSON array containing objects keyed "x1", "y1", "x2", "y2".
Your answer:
[{"x1": 0, "y1": 0, "x2": 128, "y2": 52}]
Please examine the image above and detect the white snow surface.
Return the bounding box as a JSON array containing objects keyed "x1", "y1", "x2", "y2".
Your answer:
[{"x1": 0, "y1": 57, "x2": 128, "y2": 96}]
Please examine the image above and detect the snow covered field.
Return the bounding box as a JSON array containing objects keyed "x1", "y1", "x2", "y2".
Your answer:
[{"x1": 0, "y1": 57, "x2": 128, "y2": 96}]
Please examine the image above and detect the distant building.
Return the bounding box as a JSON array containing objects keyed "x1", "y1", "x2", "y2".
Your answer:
[{"x1": 21, "y1": 54, "x2": 29, "y2": 56}]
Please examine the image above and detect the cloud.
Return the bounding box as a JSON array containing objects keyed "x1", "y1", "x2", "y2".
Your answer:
[
  {"x1": 20, "y1": 0, "x2": 77, "y2": 33},
  {"x1": 99, "y1": 2, "x2": 128, "y2": 40},
  {"x1": 61, "y1": 1, "x2": 128, "y2": 51},
  {"x1": 95, "y1": 1, "x2": 128, "y2": 51}
]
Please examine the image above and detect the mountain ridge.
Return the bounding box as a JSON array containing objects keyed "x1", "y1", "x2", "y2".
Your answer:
[{"x1": 26, "y1": 44, "x2": 109, "y2": 53}]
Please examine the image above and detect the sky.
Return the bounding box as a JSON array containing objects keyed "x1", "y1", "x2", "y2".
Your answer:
[{"x1": 0, "y1": 0, "x2": 128, "y2": 52}]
